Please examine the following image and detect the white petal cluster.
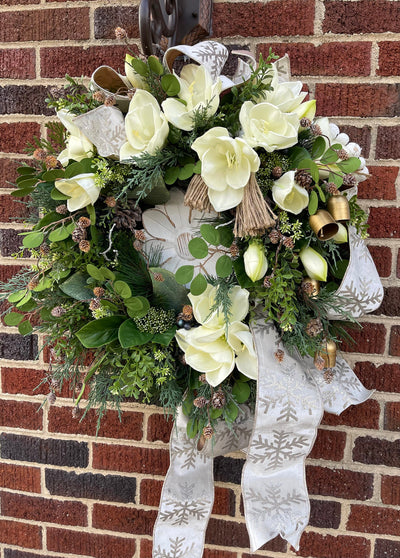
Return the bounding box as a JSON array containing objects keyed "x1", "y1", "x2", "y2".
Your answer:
[
  {"x1": 57, "y1": 110, "x2": 94, "y2": 166},
  {"x1": 55, "y1": 173, "x2": 99, "y2": 212},
  {"x1": 272, "y1": 171, "x2": 309, "y2": 215}
]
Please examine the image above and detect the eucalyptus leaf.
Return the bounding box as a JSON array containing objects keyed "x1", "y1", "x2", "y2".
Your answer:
[
  {"x1": 22, "y1": 231, "x2": 44, "y2": 249},
  {"x1": 124, "y1": 296, "x2": 150, "y2": 318},
  {"x1": 337, "y1": 157, "x2": 361, "y2": 173},
  {"x1": 17, "y1": 298, "x2": 38, "y2": 312},
  {"x1": 161, "y1": 74, "x2": 180, "y2": 96},
  {"x1": 51, "y1": 187, "x2": 69, "y2": 201},
  {"x1": 188, "y1": 237, "x2": 208, "y2": 259},
  {"x1": 4, "y1": 312, "x2": 23, "y2": 326},
  {"x1": 190, "y1": 273, "x2": 207, "y2": 296},
  {"x1": 148, "y1": 55, "x2": 164, "y2": 75},
  {"x1": 42, "y1": 169, "x2": 65, "y2": 181},
  {"x1": 320, "y1": 148, "x2": 339, "y2": 165},
  {"x1": 76, "y1": 316, "x2": 125, "y2": 348},
  {"x1": 218, "y1": 226, "x2": 234, "y2": 248},
  {"x1": 310, "y1": 136, "x2": 326, "y2": 159},
  {"x1": 87, "y1": 264, "x2": 105, "y2": 282},
  {"x1": 216, "y1": 255, "x2": 233, "y2": 278},
  {"x1": 48, "y1": 226, "x2": 70, "y2": 242},
  {"x1": 8, "y1": 289, "x2": 27, "y2": 304},
  {"x1": 100, "y1": 266, "x2": 116, "y2": 281},
  {"x1": 224, "y1": 401, "x2": 239, "y2": 422},
  {"x1": 16, "y1": 291, "x2": 32, "y2": 307},
  {"x1": 289, "y1": 146, "x2": 311, "y2": 168},
  {"x1": 308, "y1": 189, "x2": 319, "y2": 215},
  {"x1": 18, "y1": 320, "x2": 33, "y2": 336},
  {"x1": 314, "y1": 183, "x2": 326, "y2": 202},
  {"x1": 33, "y1": 277, "x2": 52, "y2": 292},
  {"x1": 175, "y1": 265, "x2": 194, "y2": 285},
  {"x1": 35, "y1": 212, "x2": 61, "y2": 230},
  {"x1": 130, "y1": 58, "x2": 148, "y2": 76},
  {"x1": 114, "y1": 280, "x2": 132, "y2": 299},
  {"x1": 64, "y1": 161, "x2": 85, "y2": 178},
  {"x1": 178, "y1": 164, "x2": 195, "y2": 181},
  {"x1": 232, "y1": 381, "x2": 251, "y2": 403},
  {"x1": 186, "y1": 417, "x2": 199, "y2": 439},
  {"x1": 11, "y1": 188, "x2": 35, "y2": 197},
  {"x1": 200, "y1": 224, "x2": 220, "y2": 246},
  {"x1": 17, "y1": 166, "x2": 36, "y2": 176},
  {"x1": 15, "y1": 177, "x2": 39, "y2": 189},
  {"x1": 164, "y1": 167, "x2": 180, "y2": 185}
]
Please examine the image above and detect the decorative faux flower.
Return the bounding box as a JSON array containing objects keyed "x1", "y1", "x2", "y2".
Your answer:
[
  {"x1": 176, "y1": 285, "x2": 258, "y2": 386},
  {"x1": 55, "y1": 173, "x2": 99, "y2": 212},
  {"x1": 243, "y1": 241, "x2": 268, "y2": 282},
  {"x1": 125, "y1": 54, "x2": 149, "y2": 90},
  {"x1": 57, "y1": 109, "x2": 94, "y2": 166},
  {"x1": 262, "y1": 63, "x2": 307, "y2": 112},
  {"x1": 141, "y1": 188, "x2": 225, "y2": 274},
  {"x1": 191, "y1": 127, "x2": 260, "y2": 211},
  {"x1": 272, "y1": 171, "x2": 309, "y2": 214},
  {"x1": 299, "y1": 246, "x2": 328, "y2": 282},
  {"x1": 120, "y1": 90, "x2": 169, "y2": 160},
  {"x1": 161, "y1": 64, "x2": 222, "y2": 131},
  {"x1": 239, "y1": 101, "x2": 299, "y2": 152},
  {"x1": 332, "y1": 222, "x2": 348, "y2": 244}
]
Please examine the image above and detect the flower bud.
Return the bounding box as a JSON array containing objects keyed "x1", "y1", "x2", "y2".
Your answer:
[
  {"x1": 299, "y1": 246, "x2": 328, "y2": 282},
  {"x1": 244, "y1": 241, "x2": 268, "y2": 282},
  {"x1": 332, "y1": 222, "x2": 348, "y2": 244}
]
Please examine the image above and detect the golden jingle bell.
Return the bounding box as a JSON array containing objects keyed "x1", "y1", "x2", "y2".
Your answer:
[
  {"x1": 315, "y1": 340, "x2": 337, "y2": 369},
  {"x1": 327, "y1": 194, "x2": 350, "y2": 222},
  {"x1": 309, "y1": 210, "x2": 339, "y2": 241}
]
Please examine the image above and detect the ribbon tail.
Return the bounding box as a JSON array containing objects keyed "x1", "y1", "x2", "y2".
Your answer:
[
  {"x1": 242, "y1": 320, "x2": 324, "y2": 552},
  {"x1": 152, "y1": 409, "x2": 214, "y2": 558}
]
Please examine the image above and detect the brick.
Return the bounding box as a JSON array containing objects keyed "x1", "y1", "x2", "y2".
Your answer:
[
  {"x1": 1, "y1": 492, "x2": 87, "y2": 526},
  {"x1": 353, "y1": 436, "x2": 400, "y2": 468},
  {"x1": 0, "y1": 433, "x2": 89, "y2": 467},
  {"x1": 389, "y1": 326, "x2": 400, "y2": 357},
  {"x1": 94, "y1": 6, "x2": 139, "y2": 39},
  {"x1": 140, "y1": 478, "x2": 163, "y2": 506},
  {"x1": 40, "y1": 45, "x2": 138, "y2": 79},
  {"x1": 340, "y1": 323, "x2": 386, "y2": 354},
  {"x1": 48, "y1": 406, "x2": 143, "y2": 440},
  {"x1": 0, "y1": 194, "x2": 32, "y2": 223},
  {"x1": 0, "y1": 159, "x2": 30, "y2": 188},
  {"x1": 214, "y1": 456, "x2": 244, "y2": 485},
  {"x1": 324, "y1": 1, "x2": 400, "y2": 34},
  {"x1": 93, "y1": 443, "x2": 169, "y2": 475},
  {"x1": 1, "y1": 0, "x2": 39, "y2": 4},
  {"x1": 0, "y1": 265, "x2": 24, "y2": 283},
  {"x1": 47, "y1": 527, "x2": 136, "y2": 558},
  {"x1": 315, "y1": 83, "x2": 400, "y2": 117},
  {"x1": 358, "y1": 166, "x2": 397, "y2": 200},
  {"x1": 205, "y1": 551, "x2": 238, "y2": 558},
  {"x1": 0, "y1": 333, "x2": 38, "y2": 360},
  {"x1": 0, "y1": 519, "x2": 41, "y2": 548},
  {"x1": 147, "y1": 413, "x2": 173, "y2": 443},
  {"x1": 398, "y1": 249, "x2": 400, "y2": 279},
  {"x1": 376, "y1": 126, "x2": 400, "y2": 160},
  {"x1": 4, "y1": 552, "x2": 56, "y2": 558},
  {"x1": 381, "y1": 476, "x2": 400, "y2": 506},
  {"x1": 297, "y1": 532, "x2": 370, "y2": 558},
  {"x1": 0, "y1": 49, "x2": 35, "y2": 79},
  {"x1": 1, "y1": 367, "x2": 49, "y2": 395},
  {"x1": 384, "y1": 402, "x2": 400, "y2": 431},
  {"x1": 379, "y1": 41, "x2": 400, "y2": 76},
  {"x1": 0, "y1": 463, "x2": 40, "y2": 492},
  {"x1": 0, "y1": 86, "x2": 52, "y2": 116},
  {"x1": 347, "y1": 504, "x2": 400, "y2": 536},
  {"x1": 0, "y1": 400, "x2": 42, "y2": 430},
  {"x1": 374, "y1": 288, "x2": 400, "y2": 317},
  {"x1": 321, "y1": 399, "x2": 380, "y2": 430},
  {"x1": 309, "y1": 429, "x2": 346, "y2": 461},
  {"x1": 46, "y1": 468, "x2": 136, "y2": 503},
  {"x1": 339, "y1": 125, "x2": 371, "y2": 158},
  {"x1": 374, "y1": 539, "x2": 400, "y2": 558},
  {"x1": 206, "y1": 518, "x2": 286, "y2": 552},
  {"x1": 355, "y1": 362, "x2": 400, "y2": 393},
  {"x1": 258, "y1": 42, "x2": 371, "y2": 77},
  {"x1": 141, "y1": 539, "x2": 153, "y2": 558},
  {"x1": 0, "y1": 8, "x2": 90, "y2": 42},
  {"x1": 0, "y1": 229, "x2": 30, "y2": 257},
  {"x1": 0, "y1": 123, "x2": 40, "y2": 154},
  {"x1": 368, "y1": 246, "x2": 392, "y2": 278},
  {"x1": 309, "y1": 499, "x2": 341, "y2": 529},
  {"x1": 213, "y1": 1, "x2": 315, "y2": 38},
  {"x1": 306, "y1": 466, "x2": 373, "y2": 500},
  {"x1": 92, "y1": 503, "x2": 156, "y2": 535}
]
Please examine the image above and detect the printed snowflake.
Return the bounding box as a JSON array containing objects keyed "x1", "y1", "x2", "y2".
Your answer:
[
  {"x1": 153, "y1": 537, "x2": 195, "y2": 558},
  {"x1": 249, "y1": 430, "x2": 309, "y2": 469}
]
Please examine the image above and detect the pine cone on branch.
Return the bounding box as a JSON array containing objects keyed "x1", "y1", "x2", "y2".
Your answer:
[{"x1": 113, "y1": 200, "x2": 142, "y2": 232}]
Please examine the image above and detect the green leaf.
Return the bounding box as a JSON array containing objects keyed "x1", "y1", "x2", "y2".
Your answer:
[
  {"x1": 64, "y1": 161, "x2": 85, "y2": 178},
  {"x1": 289, "y1": 146, "x2": 310, "y2": 169},
  {"x1": 308, "y1": 189, "x2": 319, "y2": 215},
  {"x1": 329, "y1": 172, "x2": 343, "y2": 188},
  {"x1": 4, "y1": 312, "x2": 23, "y2": 326},
  {"x1": 182, "y1": 395, "x2": 193, "y2": 416},
  {"x1": 42, "y1": 169, "x2": 65, "y2": 181},
  {"x1": 232, "y1": 381, "x2": 251, "y2": 403},
  {"x1": 320, "y1": 148, "x2": 339, "y2": 165},
  {"x1": 48, "y1": 226, "x2": 70, "y2": 242},
  {"x1": 164, "y1": 166, "x2": 180, "y2": 185},
  {"x1": 130, "y1": 57, "x2": 148, "y2": 76},
  {"x1": 186, "y1": 417, "x2": 199, "y2": 439},
  {"x1": 8, "y1": 289, "x2": 27, "y2": 304},
  {"x1": 224, "y1": 401, "x2": 238, "y2": 422},
  {"x1": 188, "y1": 237, "x2": 208, "y2": 259},
  {"x1": 218, "y1": 226, "x2": 234, "y2": 248},
  {"x1": 17, "y1": 298, "x2": 37, "y2": 312},
  {"x1": 15, "y1": 177, "x2": 39, "y2": 189},
  {"x1": 18, "y1": 320, "x2": 33, "y2": 336},
  {"x1": 33, "y1": 277, "x2": 52, "y2": 292},
  {"x1": 34, "y1": 212, "x2": 61, "y2": 230},
  {"x1": 216, "y1": 255, "x2": 233, "y2": 278},
  {"x1": 200, "y1": 224, "x2": 220, "y2": 245},
  {"x1": 178, "y1": 164, "x2": 195, "y2": 181},
  {"x1": 124, "y1": 296, "x2": 150, "y2": 318},
  {"x1": 76, "y1": 316, "x2": 125, "y2": 348},
  {"x1": 86, "y1": 264, "x2": 105, "y2": 282},
  {"x1": 114, "y1": 280, "x2": 132, "y2": 299},
  {"x1": 142, "y1": 176, "x2": 170, "y2": 205},
  {"x1": 22, "y1": 231, "x2": 44, "y2": 249},
  {"x1": 297, "y1": 159, "x2": 319, "y2": 183},
  {"x1": 314, "y1": 183, "x2": 326, "y2": 202},
  {"x1": 118, "y1": 319, "x2": 152, "y2": 348},
  {"x1": 331, "y1": 259, "x2": 349, "y2": 280},
  {"x1": 233, "y1": 258, "x2": 255, "y2": 288},
  {"x1": 151, "y1": 267, "x2": 189, "y2": 312},
  {"x1": 210, "y1": 408, "x2": 223, "y2": 419},
  {"x1": 17, "y1": 166, "x2": 36, "y2": 176},
  {"x1": 311, "y1": 136, "x2": 326, "y2": 159},
  {"x1": 337, "y1": 157, "x2": 361, "y2": 173},
  {"x1": 175, "y1": 265, "x2": 194, "y2": 285},
  {"x1": 152, "y1": 326, "x2": 177, "y2": 346},
  {"x1": 100, "y1": 266, "x2": 116, "y2": 281},
  {"x1": 148, "y1": 55, "x2": 164, "y2": 75},
  {"x1": 59, "y1": 271, "x2": 92, "y2": 300},
  {"x1": 193, "y1": 160, "x2": 201, "y2": 174},
  {"x1": 190, "y1": 274, "x2": 207, "y2": 296},
  {"x1": 11, "y1": 188, "x2": 35, "y2": 197},
  {"x1": 161, "y1": 74, "x2": 180, "y2": 96},
  {"x1": 16, "y1": 291, "x2": 32, "y2": 307},
  {"x1": 51, "y1": 187, "x2": 69, "y2": 201}
]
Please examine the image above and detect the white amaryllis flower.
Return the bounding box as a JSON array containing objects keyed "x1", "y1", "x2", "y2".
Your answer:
[
  {"x1": 315, "y1": 117, "x2": 368, "y2": 181},
  {"x1": 161, "y1": 64, "x2": 222, "y2": 131},
  {"x1": 239, "y1": 101, "x2": 299, "y2": 152},
  {"x1": 141, "y1": 188, "x2": 225, "y2": 274},
  {"x1": 243, "y1": 241, "x2": 268, "y2": 282},
  {"x1": 299, "y1": 246, "x2": 328, "y2": 282},
  {"x1": 55, "y1": 173, "x2": 99, "y2": 212},
  {"x1": 57, "y1": 109, "x2": 94, "y2": 166},
  {"x1": 262, "y1": 63, "x2": 308, "y2": 112},
  {"x1": 191, "y1": 127, "x2": 260, "y2": 212},
  {"x1": 120, "y1": 90, "x2": 169, "y2": 160},
  {"x1": 272, "y1": 171, "x2": 309, "y2": 215},
  {"x1": 176, "y1": 285, "x2": 258, "y2": 386}
]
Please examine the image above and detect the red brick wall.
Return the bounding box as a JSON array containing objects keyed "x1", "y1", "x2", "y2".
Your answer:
[{"x1": 0, "y1": 1, "x2": 399, "y2": 557}]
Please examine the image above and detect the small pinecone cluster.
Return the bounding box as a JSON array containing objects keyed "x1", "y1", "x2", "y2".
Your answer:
[
  {"x1": 135, "y1": 307, "x2": 175, "y2": 334},
  {"x1": 282, "y1": 236, "x2": 294, "y2": 250},
  {"x1": 301, "y1": 280, "x2": 315, "y2": 296},
  {"x1": 193, "y1": 396, "x2": 208, "y2": 408},
  {"x1": 89, "y1": 298, "x2": 101, "y2": 311},
  {"x1": 306, "y1": 318, "x2": 323, "y2": 337},
  {"x1": 71, "y1": 217, "x2": 91, "y2": 252},
  {"x1": 211, "y1": 390, "x2": 226, "y2": 409},
  {"x1": 269, "y1": 229, "x2": 281, "y2": 244},
  {"x1": 326, "y1": 182, "x2": 339, "y2": 195},
  {"x1": 27, "y1": 276, "x2": 39, "y2": 290},
  {"x1": 202, "y1": 425, "x2": 214, "y2": 440},
  {"x1": 295, "y1": 169, "x2": 313, "y2": 190},
  {"x1": 112, "y1": 200, "x2": 142, "y2": 232},
  {"x1": 343, "y1": 174, "x2": 357, "y2": 187},
  {"x1": 51, "y1": 306, "x2": 66, "y2": 317}
]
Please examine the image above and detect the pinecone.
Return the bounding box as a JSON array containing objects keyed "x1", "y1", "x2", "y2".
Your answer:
[
  {"x1": 282, "y1": 236, "x2": 294, "y2": 250},
  {"x1": 202, "y1": 425, "x2": 214, "y2": 440},
  {"x1": 193, "y1": 396, "x2": 209, "y2": 408},
  {"x1": 337, "y1": 148, "x2": 349, "y2": 161},
  {"x1": 314, "y1": 355, "x2": 325, "y2": 371},
  {"x1": 51, "y1": 306, "x2": 66, "y2": 317},
  {"x1": 229, "y1": 242, "x2": 239, "y2": 258},
  {"x1": 93, "y1": 287, "x2": 105, "y2": 298},
  {"x1": 56, "y1": 204, "x2": 68, "y2": 215},
  {"x1": 295, "y1": 169, "x2": 313, "y2": 189},
  {"x1": 269, "y1": 229, "x2": 281, "y2": 244},
  {"x1": 300, "y1": 117, "x2": 312, "y2": 128},
  {"x1": 33, "y1": 148, "x2": 47, "y2": 161},
  {"x1": 310, "y1": 123, "x2": 322, "y2": 136},
  {"x1": 182, "y1": 305, "x2": 193, "y2": 321},
  {"x1": 93, "y1": 91, "x2": 106, "y2": 103},
  {"x1": 343, "y1": 174, "x2": 357, "y2": 187},
  {"x1": 89, "y1": 298, "x2": 101, "y2": 311},
  {"x1": 51, "y1": 377, "x2": 60, "y2": 390},
  {"x1": 199, "y1": 374, "x2": 207, "y2": 384},
  {"x1": 71, "y1": 227, "x2": 86, "y2": 243},
  {"x1": 211, "y1": 390, "x2": 226, "y2": 408},
  {"x1": 78, "y1": 216, "x2": 91, "y2": 228},
  {"x1": 326, "y1": 182, "x2": 339, "y2": 195},
  {"x1": 45, "y1": 155, "x2": 59, "y2": 169},
  {"x1": 104, "y1": 96, "x2": 116, "y2": 107},
  {"x1": 306, "y1": 318, "x2": 323, "y2": 337},
  {"x1": 135, "y1": 230, "x2": 146, "y2": 242},
  {"x1": 324, "y1": 368, "x2": 334, "y2": 383},
  {"x1": 27, "y1": 277, "x2": 39, "y2": 290},
  {"x1": 105, "y1": 196, "x2": 117, "y2": 207},
  {"x1": 79, "y1": 240, "x2": 91, "y2": 253},
  {"x1": 272, "y1": 166, "x2": 283, "y2": 178},
  {"x1": 40, "y1": 243, "x2": 50, "y2": 256},
  {"x1": 263, "y1": 275, "x2": 272, "y2": 288},
  {"x1": 301, "y1": 280, "x2": 315, "y2": 296},
  {"x1": 275, "y1": 349, "x2": 285, "y2": 362},
  {"x1": 113, "y1": 201, "x2": 142, "y2": 232},
  {"x1": 48, "y1": 391, "x2": 56, "y2": 404}
]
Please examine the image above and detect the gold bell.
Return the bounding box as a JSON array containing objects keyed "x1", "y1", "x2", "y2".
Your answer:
[
  {"x1": 327, "y1": 194, "x2": 350, "y2": 222},
  {"x1": 309, "y1": 210, "x2": 339, "y2": 241},
  {"x1": 301, "y1": 277, "x2": 320, "y2": 297},
  {"x1": 315, "y1": 340, "x2": 337, "y2": 369}
]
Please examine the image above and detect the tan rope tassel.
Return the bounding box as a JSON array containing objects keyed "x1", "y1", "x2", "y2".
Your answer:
[
  {"x1": 184, "y1": 174, "x2": 213, "y2": 213},
  {"x1": 234, "y1": 173, "x2": 277, "y2": 237}
]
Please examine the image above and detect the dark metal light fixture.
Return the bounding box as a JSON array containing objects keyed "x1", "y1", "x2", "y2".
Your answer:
[{"x1": 139, "y1": 0, "x2": 213, "y2": 55}]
